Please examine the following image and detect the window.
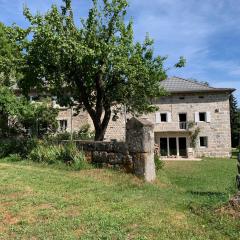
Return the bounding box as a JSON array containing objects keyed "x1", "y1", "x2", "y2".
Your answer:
[
  {"x1": 199, "y1": 112, "x2": 206, "y2": 122},
  {"x1": 179, "y1": 97, "x2": 185, "y2": 100},
  {"x1": 179, "y1": 113, "x2": 187, "y2": 122},
  {"x1": 200, "y1": 137, "x2": 208, "y2": 147},
  {"x1": 199, "y1": 96, "x2": 204, "y2": 99},
  {"x1": 59, "y1": 120, "x2": 68, "y2": 132},
  {"x1": 179, "y1": 113, "x2": 187, "y2": 129},
  {"x1": 160, "y1": 113, "x2": 167, "y2": 122},
  {"x1": 156, "y1": 112, "x2": 171, "y2": 123}
]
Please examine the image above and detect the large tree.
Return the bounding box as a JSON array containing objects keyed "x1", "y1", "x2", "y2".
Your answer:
[
  {"x1": 18, "y1": 0, "x2": 184, "y2": 140},
  {"x1": 230, "y1": 94, "x2": 240, "y2": 147}
]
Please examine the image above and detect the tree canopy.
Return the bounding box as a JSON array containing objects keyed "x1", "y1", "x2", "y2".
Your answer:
[
  {"x1": 16, "y1": 0, "x2": 184, "y2": 140},
  {"x1": 0, "y1": 86, "x2": 58, "y2": 138},
  {"x1": 230, "y1": 94, "x2": 240, "y2": 147},
  {"x1": 0, "y1": 22, "x2": 24, "y2": 86}
]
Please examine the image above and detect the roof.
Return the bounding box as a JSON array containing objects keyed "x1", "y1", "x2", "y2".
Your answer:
[{"x1": 160, "y1": 77, "x2": 235, "y2": 94}]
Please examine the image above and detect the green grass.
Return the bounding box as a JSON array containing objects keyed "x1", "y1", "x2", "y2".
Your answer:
[{"x1": 0, "y1": 157, "x2": 239, "y2": 240}]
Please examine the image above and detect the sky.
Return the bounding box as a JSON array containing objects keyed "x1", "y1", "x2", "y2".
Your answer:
[{"x1": 0, "y1": 0, "x2": 240, "y2": 104}]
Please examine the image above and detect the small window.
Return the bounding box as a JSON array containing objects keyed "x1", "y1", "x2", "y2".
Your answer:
[
  {"x1": 179, "y1": 97, "x2": 185, "y2": 100},
  {"x1": 179, "y1": 113, "x2": 187, "y2": 122},
  {"x1": 199, "y1": 96, "x2": 204, "y2": 99},
  {"x1": 59, "y1": 120, "x2": 68, "y2": 131},
  {"x1": 160, "y1": 113, "x2": 167, "y2": 122},
  {"x1": 200, "y1": 137, "x2": 208, "y2": 147},
  {"x1": 199, "y1": 112, "x2": 206, "y2": 122}
]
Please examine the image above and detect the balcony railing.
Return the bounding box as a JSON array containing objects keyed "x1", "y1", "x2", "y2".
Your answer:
[
  {"x1": 179, "y1": 122, "x2": 187, "y2": 130},
  {"x1": 154, "y1": 121, "x2": 189, "y2": 132}
]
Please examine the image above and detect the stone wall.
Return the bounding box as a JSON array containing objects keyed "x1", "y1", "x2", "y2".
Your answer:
[
  {"x1": 73, "y1": 140, "x2": 133, "y2": 172},
  {"x1": 62, "y1": 117, "x2": 156, "y2": 182}
]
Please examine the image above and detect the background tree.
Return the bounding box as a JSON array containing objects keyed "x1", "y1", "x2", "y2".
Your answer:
[
  {"x1": 0, "y1": 22, "x2": 25, "y2": 86},
  {"x1": 0, "y1": 86, "x2": 58, "y2": 138},
  {"x1": 230, "y1": 94, "x2": 240, "y2": 147},
  {"x1": 18, "y1": 0, "x2": 184, "y2": 140}
]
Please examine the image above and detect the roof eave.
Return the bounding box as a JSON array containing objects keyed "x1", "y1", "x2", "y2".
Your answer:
[{"x1": 168, "y1": 88, "x2": 236, "y2": 94}]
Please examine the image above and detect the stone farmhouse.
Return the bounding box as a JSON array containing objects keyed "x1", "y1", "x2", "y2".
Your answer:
[{"x1": 29, "y1": 77, "x2": 235, "y2": 159}]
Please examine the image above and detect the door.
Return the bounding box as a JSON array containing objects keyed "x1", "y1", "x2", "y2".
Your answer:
[
  {"x1": 178, "y1": 137, "x2": 187, "y2": 157},
  {"x1": 160, "y1": 138, "x2": 168, "y2": 156},
  {"x1": 169, "y1": 138, "x2": 177, "y2": 156}
]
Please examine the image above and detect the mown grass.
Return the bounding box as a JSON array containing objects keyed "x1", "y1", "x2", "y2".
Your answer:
[{"x1": 0, "y1": 157, "x2": 239, "y2": 240}]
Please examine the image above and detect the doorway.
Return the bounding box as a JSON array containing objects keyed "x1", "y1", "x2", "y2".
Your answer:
[
  {"x1": 169, "y1": 138, "x2": 177, "y2": 155},
  {"x1": 178, "y1": 137, "x2": 187, "y2": 157},
  {"x1": 160, "y1": 138, "x2": 168, "y2": 156},
  {"x1": 159, "y1": 136, "x2": 188, "y2": 157}
]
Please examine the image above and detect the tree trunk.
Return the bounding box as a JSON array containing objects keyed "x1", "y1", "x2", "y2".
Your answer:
[{"x1": 92, "y1": 107, "x2": 111, "y2": 141}]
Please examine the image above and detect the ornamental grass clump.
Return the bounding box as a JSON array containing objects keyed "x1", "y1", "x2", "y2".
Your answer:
[{"x1": 28, "y1": 142, "x2": 90, "y2": 170}]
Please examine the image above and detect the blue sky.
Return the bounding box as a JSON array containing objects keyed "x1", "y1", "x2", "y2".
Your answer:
[{"x1": 0, "y1": 0, "x2": 240, "y2": 104}]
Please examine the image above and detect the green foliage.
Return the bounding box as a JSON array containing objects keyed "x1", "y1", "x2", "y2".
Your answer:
[
  {"x1": 46, "y1": 124, "x2": 94, "y2": 142},
  {"x1": 3, "y1": 154, "x2": 22, "y2": 162},
  {"x1": 14, "y1": 0, "x2": 184, "y2": 140},
  {"x1": 0, "y1": 137, "x2": 37, "y2": 158},
  {"x1": 0, "y1": 22, "x2": 25, "y2": 86},
  {"x1": 0, "y1": 85, "x2": 58, "y2": 138},
  {"x1": 154, "y1": 154, "x2": 164, "y2": 171},
  {"x1": 188, "y1": 121, "x2": 201, "y2": 148},
  {"x1": 230, "y1": 94, "x2": 240, "y2": 147},
  {"x1": 28, "y1": 144, "x2": 61, "y2": 164},
  {"x1": 74, "y1": 124, "x2": 95, "y2": 140},
  {"x1": 28, "y1": 142, "x2": 90, "y2": 170}
]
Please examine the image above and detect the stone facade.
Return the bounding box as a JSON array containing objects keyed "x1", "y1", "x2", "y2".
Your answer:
[
  {"x1": 149, "y1": 92, "x2": 232, "y2": 158},
  {"x1": 56, "y1": 107, "x2": 90, "y2": 133},
  {"x1": 59, "y1": 91, "x2": 232, "y2": 158}
]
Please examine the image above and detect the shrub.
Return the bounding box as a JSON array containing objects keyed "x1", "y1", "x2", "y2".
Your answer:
[
  {"x1": 28, "y1": 144, "x2": 61, "y2": 164},
  {"x1": 46, "y1": 124, "x2": 95, "y2": 142},
  {"x1": 28, "y1": 142, "x2": 90, "y2": 170},
  {"x1": 4, "y1": 154, "x2": 22, "y2": 162},
  {"x1": 0, "y1": 137, "x2": 37, "y2": 158},
  {"x1": 154, "y1": 154, "x2": 164, "y2": 171},
  {"x1": 72, "y1": 151, "x2": 90, "y2": 171}
]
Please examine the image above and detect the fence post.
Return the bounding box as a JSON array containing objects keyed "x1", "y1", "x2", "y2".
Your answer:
[{"x1": 126, "y1": 117, "x2": 156, "y2": 182}]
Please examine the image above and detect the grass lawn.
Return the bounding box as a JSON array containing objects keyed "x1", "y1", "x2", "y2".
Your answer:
[{"x1": 0, "y1": 157, "x2": 239, "y2": 240}]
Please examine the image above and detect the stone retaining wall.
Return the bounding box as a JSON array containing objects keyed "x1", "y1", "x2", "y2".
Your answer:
[{"x1": 62, "y1": 117, "x2": 156, "y2": 182}]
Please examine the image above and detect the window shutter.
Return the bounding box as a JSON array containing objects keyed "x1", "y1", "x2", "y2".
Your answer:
[
  {"x1": 206, "y1": 112, "x2": 211, "y2": 123},
  {"x1": 155, "y1": 112, "x2": 161, "y2": 123},
  {"x1": 167, "y1": 112, "x2": 172, "y2": 122},
  {"x1": 195, "y1": 112, "x2": 199, "y2": 122}
]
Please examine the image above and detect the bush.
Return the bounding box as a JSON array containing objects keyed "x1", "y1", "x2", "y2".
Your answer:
[
  {"x1": 46, "y1": 124, "x2": 95, "y2": 142},
  {"x1": 154, "y1": 154, "x2": 164, "y2": 171},
  {"x1": 28, "y1": 142, "x2": 90, "y2": 170},
  {"x1": 4, "y1": 154, "x2": 22, "y2": 162},
  {"x1": 28, "y1": 144, "x2": 61, "y2": 164},
  {"x1": 0, "y1": 137, "x2": 37, "y2": 158}
]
